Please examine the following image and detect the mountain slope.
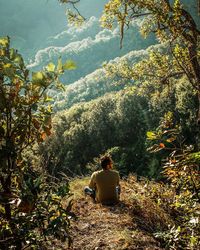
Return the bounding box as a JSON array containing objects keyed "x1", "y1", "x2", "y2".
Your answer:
[
  {"x1": 28, "y1": 18, "x2": 156, "y2": 85},
  {"x1": 52, "y1": 43, "x2": 164, "y2": 111}
]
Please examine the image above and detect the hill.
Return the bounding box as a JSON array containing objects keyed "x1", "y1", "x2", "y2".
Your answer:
[{"x1": 52, "y1": 43, "x2": 164, "y2": 111}]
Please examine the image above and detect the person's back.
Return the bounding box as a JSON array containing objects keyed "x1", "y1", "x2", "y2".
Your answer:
[
  {"x1": 86, "y1": 155, "x2": 120, "y2": 204},
  {"x1": 90, "y1": 169, "x2": 119, "y2": 203}
]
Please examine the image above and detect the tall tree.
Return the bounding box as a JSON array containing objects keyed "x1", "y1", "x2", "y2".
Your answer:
[{"x1": 0, "y1": 37, "x2": 72, "y2": 249}]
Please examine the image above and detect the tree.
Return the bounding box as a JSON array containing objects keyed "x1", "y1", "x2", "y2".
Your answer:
[
  {"x1": 0, "y1": 37, "x2": 73, "y2": 249},
  {"x1": 101, "y1": 0, "x2": 200, "y2": 121},
  {"x1": 60, "y1": 0, "x2": 200, "y2": 124},
  {"x1": 147, "y1": 112, "x2": 200, "y2": 248}
]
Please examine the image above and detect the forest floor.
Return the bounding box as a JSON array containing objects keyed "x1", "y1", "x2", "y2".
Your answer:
[{"x1": 59, "y1": 175, "x2": 173, "y2": 250}]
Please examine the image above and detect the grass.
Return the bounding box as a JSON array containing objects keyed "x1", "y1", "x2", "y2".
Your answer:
[
  {"x1": 64, "y1": 174, "x2": 173, "y2": 249},
  {"x1": 69, "y1": 176, "x2": 90, "y2": 199}
]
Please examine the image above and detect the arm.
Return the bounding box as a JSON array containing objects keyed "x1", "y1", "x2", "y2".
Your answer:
[
  {"x1": 116, "y1": 172, "x2": 120, "y2": 186},
  {"x1": 117, "y1": 172, "x2": 121, "y2": 194},
  {"x1": 89, "y1": 172, "x2": 96, "y2": 190}
]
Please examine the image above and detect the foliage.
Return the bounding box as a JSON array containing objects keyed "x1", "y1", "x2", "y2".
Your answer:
[
  {"x1": 39, "y1": 90, "x2": 149, "y2": 177},
  {"x1": 58, "y1": 0, "x2": 86, "y2": 26},
  {"x1": 100, "y1": 0, "x2": 200, "y2": 180},
  {"x1": 147, "y1": 112, "x2": 200, "y2": 249},
  {"x1": 55, "y1": 0, "x2": 199, "y2": 178},
  {"x1": 0, "y1": 173, "x2": 73, "y2": 249},
  {"x1": 0, "y1": 36, "x2": 74, "y2": 249},
  {"x1": 41, "y1": 75, "x2": 198, "y2": 180},
  {"x1": 101, "y1": 0, "x2": 200, "y2": 123}
]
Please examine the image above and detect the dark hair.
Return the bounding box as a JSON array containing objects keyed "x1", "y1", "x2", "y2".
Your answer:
[{"x1": 100, "y1": 155, "x2": 112, "y2": 169}]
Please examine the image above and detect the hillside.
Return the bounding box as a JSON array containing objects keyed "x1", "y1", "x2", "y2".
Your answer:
[
  {"x1": 52, "y1": 43, "x2": 162, "y2": 111},
  {"x1": 48, "y1": 176, "x2": 175, "y2": 250}
]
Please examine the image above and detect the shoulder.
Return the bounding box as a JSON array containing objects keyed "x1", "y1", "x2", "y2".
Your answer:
[
  {"x1": 91, "y1": 170, "x2": 101, "y2": 178},
  {"x1": 111, "y1": 169, "x2": 119, "y2": 174},
  {"x1": 111, "y1": 170, "x2": 120, "y2": 176}
]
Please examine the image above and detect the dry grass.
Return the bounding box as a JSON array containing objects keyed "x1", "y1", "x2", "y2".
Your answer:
[
  {"x1": 60, "y1": 175, "x2": 173, "y2": 250},
  {"x1": 69, "y1": 176, "x2": 90, "y2": 199}
]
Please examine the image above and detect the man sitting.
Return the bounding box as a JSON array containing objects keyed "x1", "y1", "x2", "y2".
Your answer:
[{"x1": 84, "y1": 155, "x2": 120, "y2": 205}]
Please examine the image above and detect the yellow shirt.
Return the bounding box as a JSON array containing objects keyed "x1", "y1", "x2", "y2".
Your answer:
[{"x1": 89, "y1": 169, "x2": 120, "y2": 203}]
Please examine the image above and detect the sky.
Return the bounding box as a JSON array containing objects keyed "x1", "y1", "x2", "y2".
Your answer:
[
  {"x1": 0, "y1": 0, "x2": 198, "y2": 90},
  {"x1": 0, "y1": 0, "x2": 155, "y2": 85},
  {"x1": 0, "y1": 0, "x2": 107, "y2": 59}
]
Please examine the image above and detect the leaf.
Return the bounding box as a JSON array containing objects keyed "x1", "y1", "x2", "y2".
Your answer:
[
  {"x1": 32, "y1": 71, "x2": 45, "y2": 85},
  {"x1": 14, "y1": 54, "x2": 24, "y2": 67},
  {"x1": 34, "y1": 175, "x2": 43, "y2": 189},
  {"x1": 166, "y1": 137, "x2": 176, "y2": 143},
  {"x1": 10, "y1": 48, "x2": 17, "y2": 60},
  {"x1": 44, "y1": 96, "x2": 54, "y2": 102},
  {"x1": 41, "y1": 132, "x2": 47, "y2": 141},
  {"x1": 147, "y1": 131, "x2": 157, "y2": 140},
  {"x1": 56, "y1": 81, "x2": 66, "y2": 91},
  {"x1": 63, "y1": 60, "x2": 76, "y2": 70},
  {"x1": 32, "y1": 118, "x2": 40, "y2": 129},
  {"x1": 0, "y1": 48, "x2": 5, "y2": 56},
  {"x1": 57, "y1": 57, "x2": 63, "y2": 73},
  {"x1": 46, "y1": 62, "x2": 56, "y2": 72},
  {"x1": 43, "y1": 126, "x2": 51, "y2": 136},
  {"x1": 0, "y1": 37, "x2": 9, "y2": 47},
  {"x1": 3, "y1": 63, "x2": 15, "y2": 77}
]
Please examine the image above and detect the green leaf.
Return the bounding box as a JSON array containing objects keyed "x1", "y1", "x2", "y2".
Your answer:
[
  {"x1": 3, "y1": 63, "x2": 15, "y2": 77},
  {"x1": 190, "y1": 236, "x2": 197, "y2": 246},
  {"x1": 46, "y1": 62, "x2": 56, "y2": 72},
  {"x1": 32, "y1": 71, "x2": 45, "y2": 84},
  {"x1": 63, "y1": 60, "x2": 76, "y2": 70},
  {"x1": 10, "y1": 48, "x2": 17, "y2": 60},
  {"x1": 34, "y1": 175, "x2": 43, "y2": 189},
  {"x1": 14, "y1": 54, "x2": 24, "y2": 67}
]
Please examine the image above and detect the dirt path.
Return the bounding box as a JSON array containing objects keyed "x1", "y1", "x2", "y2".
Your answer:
[{"x1": 69, "y1": 177, "x2": 165, "y2": 250}]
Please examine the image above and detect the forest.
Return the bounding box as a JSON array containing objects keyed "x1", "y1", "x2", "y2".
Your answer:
[{"x1": 0, "y1": 0, "x2": 200, "y2": 249}]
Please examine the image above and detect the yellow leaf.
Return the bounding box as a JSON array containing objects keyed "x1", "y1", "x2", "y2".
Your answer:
[
  {"x1": 166, "y1": 137, "x2": 176, "y2": 143},
  {"x1": 32, "y1": 71, "x2": 45, "y2": 84},
  {"x1": 147, "y1": 131, "x2": 157, "y2": 140},
  {"x1": 0, "y1": 37, "x2": 9, "y2": 47},
  {"x1": 46, "y1": 62, "x2": 55, "y2": 72},
  {"x1": 63, "y1": 60, "x2": 76, "y2": 70},
  {"x1": 57, "y1": 57, "x2": 63, "y2": 73}
]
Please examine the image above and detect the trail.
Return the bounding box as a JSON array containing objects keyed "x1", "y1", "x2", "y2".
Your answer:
[{"x1": 68, "y1": 176, "x2": 167, "y2": 250}]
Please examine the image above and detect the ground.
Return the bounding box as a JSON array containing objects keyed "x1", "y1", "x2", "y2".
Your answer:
[{"x1": 66, "y1": 176, "x2": 172, "y2": 250}]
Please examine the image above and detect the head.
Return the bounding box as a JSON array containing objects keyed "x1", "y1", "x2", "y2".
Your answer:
[{"x1": 100, "y1": 155, "x2": 113, "y2": 170}]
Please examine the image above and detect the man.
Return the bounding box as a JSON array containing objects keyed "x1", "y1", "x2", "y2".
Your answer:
[{"x1": 84, "y1": 155, "x2": 120, "y2": 205}]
